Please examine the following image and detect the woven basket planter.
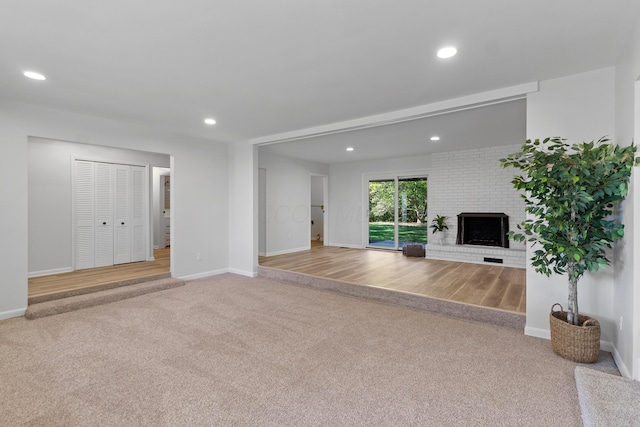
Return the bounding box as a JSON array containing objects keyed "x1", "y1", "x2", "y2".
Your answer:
[{"x1": 549, "y1": 303, "x2": 600, "y2": 363}]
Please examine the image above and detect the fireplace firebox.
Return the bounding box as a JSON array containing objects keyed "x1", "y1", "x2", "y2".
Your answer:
[{"x1": 456, "y1": 213, "x2": 509, "y2": 248}]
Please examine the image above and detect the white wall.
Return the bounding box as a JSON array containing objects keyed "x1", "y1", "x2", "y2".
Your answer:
[
  {"x1": 152, "y1": 167, "x2": 171, "y2": 248},
  {"x1": 525, "y1": 67, "x2": 618, "y2": 347},
  {"x1": 329, "y1": 155, "x2": 431, "y2": 247},
  {"x1": 258, "y1": 150, "x2": 329, "y2": 255},
  {"x1": 229, "y1": 142, "x2": 259, "y2": 276},
  {"x1": 428, "y1": 145, "x2": 525, "y2": 248},
  {"x1": 28, "y1": 138, "x2": 170, "y2": 275},
  {"x1": 0, "y1": 100, "x2": 229, "y2": 319},
  {"x1": 613, "y1": 15, "x2": 640, "y2": 379}
]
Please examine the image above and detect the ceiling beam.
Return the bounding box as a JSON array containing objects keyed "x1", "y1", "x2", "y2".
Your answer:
[{"x1": 249, "y1": 82, "x2": 538, "y2": 146}]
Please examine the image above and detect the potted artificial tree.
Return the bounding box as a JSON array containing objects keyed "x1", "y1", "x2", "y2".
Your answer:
[
  {"x1": 501, "y1": 137, "x2": 638, "y2": 362},
  {"x1": 429, "y1": 215, "x2": 449, "y2": 245}
]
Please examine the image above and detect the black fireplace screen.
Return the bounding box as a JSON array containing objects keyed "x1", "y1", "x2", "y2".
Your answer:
[{"x1": 456, "y1": 213, "x2": 509, "y2": 248}]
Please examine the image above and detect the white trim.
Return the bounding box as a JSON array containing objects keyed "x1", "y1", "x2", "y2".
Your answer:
[
  {"x1": 328, "y1": 243, "x2": 363, "y2": 249},
  {"x1": 0, "y1": 308, "x2": 27, "y2": 320},
  {"x1": 249, "y1": 82, "x2": 539, "y2": 145},
  {"x1": 177, "y1": 268, "x2": 229, "y2": 281},
  {"x1": 524, "y1": 325, "x2": 550, "y2": 340},
  {"x1": 28, "y1": 267, "x2": 73, "y2": 278},
  {"x1": 229, "y1": 268, "x2": 258, "y2": 278},
  {"x1": 264, "y1": 246, "x2": 310, "y2": 257},
  {"x1": 611, "y1": 345, "x2": 632, "y2": 378}
]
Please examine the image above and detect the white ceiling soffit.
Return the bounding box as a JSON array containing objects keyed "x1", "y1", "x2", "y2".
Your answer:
[
  {"x1": 259, "y1": 98, "x2": 527, "y2": 164},
  {"x1": 250, "y1": 82, "x2": 537, "y2": 146}
]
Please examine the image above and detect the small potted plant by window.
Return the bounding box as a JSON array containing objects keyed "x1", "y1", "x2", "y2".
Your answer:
[
  {"x1": 501, "y1": 137, "x2": 638, "y2": 362},
  {"x1": 429, "y1": 215, "x2": 449, "y2": 245}
]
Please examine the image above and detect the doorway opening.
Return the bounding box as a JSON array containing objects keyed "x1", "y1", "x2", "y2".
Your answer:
[
  {"x1": 310, "y1": 174, "x2": 328, "y2": 246},
  {"x1": 368, "y1": 176, "x2": 428, "y2": 250},
  {"x1": 27, "y1": 137, "x2": 172, "y2": 302}
]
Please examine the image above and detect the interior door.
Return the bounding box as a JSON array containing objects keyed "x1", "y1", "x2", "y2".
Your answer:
[
  {"x1": 75, "y1": 160, "x2": 96, "y2": 269},
  {"x1": 94, "y1": 162, "x2": 114, "y2": 267},
  {"x1": 113, "y1": 164, "x2": 132, "y2": 264}
]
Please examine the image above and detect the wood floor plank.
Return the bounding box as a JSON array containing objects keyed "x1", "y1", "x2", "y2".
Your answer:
[
  {"x1": 260, "y1": 243, "x2": 526, "y2": 313},
  {"x1": 29, "y1": 248, "x2": 170, "y2": 300}
]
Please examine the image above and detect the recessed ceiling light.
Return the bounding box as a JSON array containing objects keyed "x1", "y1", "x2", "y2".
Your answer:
[
  {"x1": 346, "y1": 147, "x2": 354, "y2": 152},
  {"x1": 204, "y1": 118, "x2": 216, "y2": 125},
  {"x1": 437, "y1": 46, "x2": 457, "y2": 59},
  {"x1": 23, "y1": 71, "x2": 46, "y2": 80},
  {"x1": 430, "y1": 136, "x2": 441, "y2": 141}
]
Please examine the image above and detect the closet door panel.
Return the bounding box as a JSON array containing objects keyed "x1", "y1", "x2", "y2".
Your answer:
[
  {"x1": 113, "y1": 164, "x2": 131, "y2": 264},
  {"x1": 75, "y1": 160, "x2": 95, "y2": 270},
  {"x1": 94, "y1": 162, "x2": 114, "y2": 267}
]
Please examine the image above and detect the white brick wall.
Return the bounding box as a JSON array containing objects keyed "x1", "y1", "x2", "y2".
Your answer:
[{"x1": 427, "y1": 145, "x2": 526, "y2": 266}]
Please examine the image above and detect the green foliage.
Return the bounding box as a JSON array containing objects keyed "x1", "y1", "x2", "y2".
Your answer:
[
  {"x1": 500, "y1": 136, "x2": 638, "y2": 290},
  {"x1": 369, "y1": 179, "x2": 427, "y2": 223},
  {"x1": 369, "y1": 181, "x2": 395, "y2": 222},
  {"x1": 369, "y1": 223, "x2": 428, "y2": 244},
  {"x1": 429, "y1": 215, "x2": 449, "y2": 234},
  {"x1": 399, "y1": 179, "x2": 428, "y2": 223}
]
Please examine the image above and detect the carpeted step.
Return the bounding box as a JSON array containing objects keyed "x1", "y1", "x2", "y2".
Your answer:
[
  {"x1": 25, "y1": 277, "x2": 185, "y2": 319},
  {"x1": 28, "y1": 272, "x2": 172, "y2": 304},
  {"x1": 575, "y1": 366, "x2": 640, "y2": 426},
  {"x1": 258, "y1": 266, "x2": 526, "y2": 330}
]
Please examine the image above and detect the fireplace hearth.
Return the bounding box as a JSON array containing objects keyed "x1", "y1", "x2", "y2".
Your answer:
[{"x1": 456, "y1": 213, "x2": 509, "y2": 248}]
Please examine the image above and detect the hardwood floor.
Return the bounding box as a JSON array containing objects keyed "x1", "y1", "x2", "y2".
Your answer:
[
  {"x1": 259, "y1": 243, "x2": 526, "y2": 313},
  {"x1": 30, "y1": 244, "x2": 525, "y2": 314},
  {"x1": 28, "y1": 248, "x2": 170, "y2": 302}
]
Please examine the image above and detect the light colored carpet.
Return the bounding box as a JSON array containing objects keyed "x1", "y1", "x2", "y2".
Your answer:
[
  {"x1": 1, "y1": 273, "x2": 590, "y2": 426},
  {"x1": 575, "y1": 366, "x2": 640, "y2": 426}
]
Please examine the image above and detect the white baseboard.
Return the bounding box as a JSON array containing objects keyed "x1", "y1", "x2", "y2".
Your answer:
[
  {"x1": 610, "y1": 345, "x2": 632, "y2": 378},
  {"x1": 28, "y1": 267, "x2": 73, "y2": 278},
  {"x1": 0, "y1": 308, "x2": 27, "y2": 321},
  {"x1": 329, "y1": 243, "x2": 363, "y2": 249},
  {"x1": 177, "y1": 268, "x2": 229, "y2": 281},
  {"x1": 228, "y1": 268, "x2": 258, "y2": 278},
  {"x1": 265, "y1": 246, "x2": 310, "y2": 257},
  {"x1": 524, "y1": 325, "x2": 550, "y2": 340}
]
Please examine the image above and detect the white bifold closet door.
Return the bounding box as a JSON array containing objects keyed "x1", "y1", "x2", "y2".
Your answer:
[{"x1": 75, "y1": 160, "x2": 146, "y2": 270}]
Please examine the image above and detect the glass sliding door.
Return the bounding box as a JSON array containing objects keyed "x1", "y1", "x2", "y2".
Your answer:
[
  {"x1": 368, "y1": 179, "x2": 396, "y2": 248},
  {"x1": 368, "y1": 176, "x2": 428, "y2": 250},
  {"x1": 397, "y1": 177, "x2": 428, "y2": 249}
]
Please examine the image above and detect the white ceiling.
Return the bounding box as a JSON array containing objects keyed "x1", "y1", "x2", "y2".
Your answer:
[{"x1": 2, "y1": 0, "x2": 639, "y2": 160}]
